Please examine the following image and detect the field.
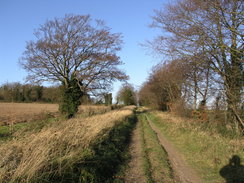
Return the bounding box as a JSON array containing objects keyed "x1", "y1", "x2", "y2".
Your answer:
[
  {"x1": 0, "y1": 103, "x2": 58, "y2": 125},
  {"x1": 0, "y1": 103, "x2": 111, "y2": 125}
]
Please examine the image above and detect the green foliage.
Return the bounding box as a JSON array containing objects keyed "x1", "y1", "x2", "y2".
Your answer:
[
  {"x1": 104, "y1": 93, "x2": 112, "y2": 106},
  {"x1": 24, "y1": 86, "x2": 32, "y2": 102},
  {"x1": 0, "y1": 123, "x2": 28, "y2": 142},
  {"x1": 34, "y1": 85, "x2": 43, "y2": 101},
  {"x1": 117, "y1": 83, "x2": 136, "y2": 105},
  {"x1": 0, "y1": 82, "x2": 60, "y2": 103},
  {"x1": 0, "y1": 115, "x2": 56, "y2": 142},
  {"x1": 59, "y1": 78, "x2": 83, "y2": 119}
]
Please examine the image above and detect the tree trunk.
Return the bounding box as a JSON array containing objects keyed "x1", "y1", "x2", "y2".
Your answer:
[{"x1": 193, "y1": 71, "x2": 198, "y2": 110}]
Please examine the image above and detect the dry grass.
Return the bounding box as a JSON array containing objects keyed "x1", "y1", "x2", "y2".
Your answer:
[
  {"x1": 78, "y1": 105, "x2": 111, "y2": 117},
  {"x1": 0, "y1": 106, "x2": 135, "y2": 183},
  {"x1": 0, "y1": 103, "x2": 111, "y2": 125}
]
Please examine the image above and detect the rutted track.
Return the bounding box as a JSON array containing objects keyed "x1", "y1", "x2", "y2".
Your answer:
[
  {"x1": 125, "y1": 111, "x2": 174, "y2": 183},
  {"x1": 125, "y1": 110, "x2": 203, "y2": 183},
  {"x1": 145, "y1": 114, "x2": 203, "y2": 183}
]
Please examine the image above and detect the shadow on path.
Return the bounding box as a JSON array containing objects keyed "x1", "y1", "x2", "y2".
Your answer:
[{"x1": 219, "y1": 155, "x2": 244, "y2": 183}]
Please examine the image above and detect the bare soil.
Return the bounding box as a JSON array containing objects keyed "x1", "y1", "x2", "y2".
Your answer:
[{"x1": 124, "y1": 121, "x2": 147, "y2": 183}]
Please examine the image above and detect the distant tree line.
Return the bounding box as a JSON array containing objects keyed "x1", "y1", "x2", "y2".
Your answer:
[
  {"x1": 0, "y1": 82, "x2": 60, "y2": 103},
  {"x1": 0, "y1": 82, "x2": 114, "y2": 105},
  {"x1": 140, "y1": 0, "x2": 243, "y2": 131}
]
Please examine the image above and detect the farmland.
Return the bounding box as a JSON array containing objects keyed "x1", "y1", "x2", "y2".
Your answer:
[
  {"x1": 0, "y1": 103, "x2": 111, "y2": 125},
  {"x1": 0, "y1": 103, "x2": 58, "y2": 125}
]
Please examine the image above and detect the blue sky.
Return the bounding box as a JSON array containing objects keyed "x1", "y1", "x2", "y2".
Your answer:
[{"x1": 0, "y1": 0, "x2": 167, "y2": 97}]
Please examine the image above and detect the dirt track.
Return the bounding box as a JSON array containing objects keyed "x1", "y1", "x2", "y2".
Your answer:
[
  {"x1": 146, "y1": 115, "x2": 203, "y2": 183},
  {"x1": 125, "y1": 113, "x2": 203, "y2": 183}
]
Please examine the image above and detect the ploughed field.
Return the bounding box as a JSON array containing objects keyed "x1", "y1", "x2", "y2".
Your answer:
[
  {"x1": 0, "y1": 103, "x2": 111, "y2": 125},
  {"x1": 0, "y1": 103, "x2": 58, "y2": 125}
]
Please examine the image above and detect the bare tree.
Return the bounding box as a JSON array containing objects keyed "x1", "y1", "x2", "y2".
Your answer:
[
  {"x1": 20, "y1": 14, "x2": 128, "y2": 117},
  {"x1": 139, "y1": 59, "x2": 185, "y2": 111},
  {"x1": 151, "y1": 0, "x2": 243, "y2": 129}
]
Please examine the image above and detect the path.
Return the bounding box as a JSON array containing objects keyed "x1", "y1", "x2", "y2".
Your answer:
[{"x1": 146, "y1": 115, "x2": 203, "y2": 183}]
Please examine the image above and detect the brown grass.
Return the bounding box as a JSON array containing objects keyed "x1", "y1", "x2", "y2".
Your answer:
[
  {"x1": 0, "y1": 106, "x2": 135, "y2": 183},
  {"x1": 78, "y1": 105, "x2": 111, "y2": 117},
  {"x1": 0, "y1": 103, "x2": 111, "y2": 125}
]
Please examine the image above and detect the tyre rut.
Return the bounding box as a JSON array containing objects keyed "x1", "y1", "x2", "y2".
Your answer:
[{"x1": 145, "y1": 114, "x2": 203, "y2": 183}]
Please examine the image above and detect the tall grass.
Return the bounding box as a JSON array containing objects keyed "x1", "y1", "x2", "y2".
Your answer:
[
  {"x1": 77, "y1": 105, "x2": 111, "y2": 117},
  {"x1": 0, "y1": 106, "x2": 135, "y2": 183},
  {"x1": 0, "y1": 105, "x2": 111, "y2": 144}
]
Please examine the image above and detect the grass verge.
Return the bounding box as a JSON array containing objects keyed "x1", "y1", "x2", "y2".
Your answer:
[{"x1": 149, "y1": 111, "x2": 244, "y2": 183}]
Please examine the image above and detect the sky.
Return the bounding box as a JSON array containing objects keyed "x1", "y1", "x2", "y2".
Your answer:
[{"x1": 0, "y1": 0, "x2": 167, "y2": 98}]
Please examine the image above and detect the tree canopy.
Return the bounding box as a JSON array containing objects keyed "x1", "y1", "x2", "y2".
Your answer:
[
  {"x1": 20, "y1": 14, "x2": 128, "y2": 117},
  {"x1": 20, "y1": 14, "x2": 127, "y2": 93},
  {"x1": 117, "y1": 83, "x2": 136, "y2": 106}
]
